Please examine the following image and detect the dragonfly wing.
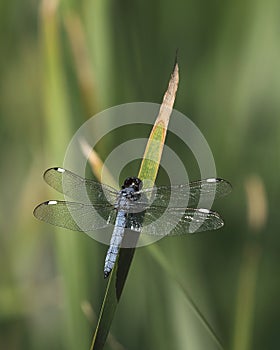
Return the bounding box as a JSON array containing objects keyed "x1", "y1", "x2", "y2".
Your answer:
[
  {"x1": 33, "y1": 201, "x2": 116, "y2": 231},
  {"x1": 43, "y1": 167, "x2": 118, "y2": 205},
  {"x1": 137, "y1": 178, "x2": 232, "y2": 208},
  {"x1": 186, "y1": 178, "x2": 232, "y2": 204},
  {"x1": 140, "y1": 207, "x2": 224, "y2": 235}
]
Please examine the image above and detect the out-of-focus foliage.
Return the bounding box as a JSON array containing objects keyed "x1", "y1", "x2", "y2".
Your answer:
[{"x1": 0, "y1": 0, "x2": 279, "y2": 349}]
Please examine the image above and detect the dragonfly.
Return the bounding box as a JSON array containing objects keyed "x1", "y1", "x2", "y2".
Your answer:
[{"x1": 33, "y1": 167, "x2": 232, "y2": 278}]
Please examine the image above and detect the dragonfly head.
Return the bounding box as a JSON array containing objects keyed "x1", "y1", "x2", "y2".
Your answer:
[{"x1": 122, "y1": 177, "x2": 143, "y2": 191}]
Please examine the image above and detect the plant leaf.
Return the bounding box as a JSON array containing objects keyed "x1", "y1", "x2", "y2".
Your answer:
[{"x1": 89, "y1": 61, "x2": 179, "y2": 350}]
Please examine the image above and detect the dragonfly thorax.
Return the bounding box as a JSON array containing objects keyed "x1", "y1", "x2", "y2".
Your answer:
[{"x1": 116, "y1": 187, "x2": 141, "y2": 210}]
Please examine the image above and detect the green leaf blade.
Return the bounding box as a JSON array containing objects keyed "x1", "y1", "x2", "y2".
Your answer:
[{"x1": 90, "y1": 62, "x2": 179, "y2": 350}]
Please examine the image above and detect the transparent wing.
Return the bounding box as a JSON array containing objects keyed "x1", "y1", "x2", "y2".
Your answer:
[
  {"x1": 135, "y1": 178, "x2": 232, "y2": 208},
  {"x1": 43, "y1": 167, "x2": 118, "y2": 204},
  {"x1": 33, "y1": 200, "x2": 116, "y2": 231},
  {"x1": 137, "y1": 207, "x2": 224, "y2": 235}
]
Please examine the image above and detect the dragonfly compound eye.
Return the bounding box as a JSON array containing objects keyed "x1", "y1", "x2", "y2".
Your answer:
[{"x1": 122, "y1": 177, "x2": 143, "y2": 191}]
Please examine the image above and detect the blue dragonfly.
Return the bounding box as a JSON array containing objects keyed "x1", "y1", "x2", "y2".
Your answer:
[{"x1": 34, "y1": 167, "x2": 231, "y2": 278}]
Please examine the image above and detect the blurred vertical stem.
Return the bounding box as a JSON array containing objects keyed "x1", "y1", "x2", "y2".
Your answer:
[
  {"x1": 64, "y1": 11, "x2": 99, "y2": 116},
  {"x1": 83, "y1": 0, "x2": 113, "y2": 108},
  {"x1": 40, "y1": 1, "x2": 89, "y2": 349},
  {"x1": 232, "y1": 175, "x2": 267, "y2": 350},
  {"x1": 232, "y1": 244, "x2": 261, "y2": 350}
]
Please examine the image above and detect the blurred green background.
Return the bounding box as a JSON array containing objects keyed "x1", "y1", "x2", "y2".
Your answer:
[{"x1": 1, "y1": 0, "x2": 279, "y2": 349}]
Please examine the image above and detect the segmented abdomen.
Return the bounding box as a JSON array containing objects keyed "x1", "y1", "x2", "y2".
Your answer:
[{"x1": 103, "y1": 211, "x2": 126, "y2": 278}]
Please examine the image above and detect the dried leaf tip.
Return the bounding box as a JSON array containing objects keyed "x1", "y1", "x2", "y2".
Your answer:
[{"x1": 158, "y1": 57, "x2": 179, "y2": 123}]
